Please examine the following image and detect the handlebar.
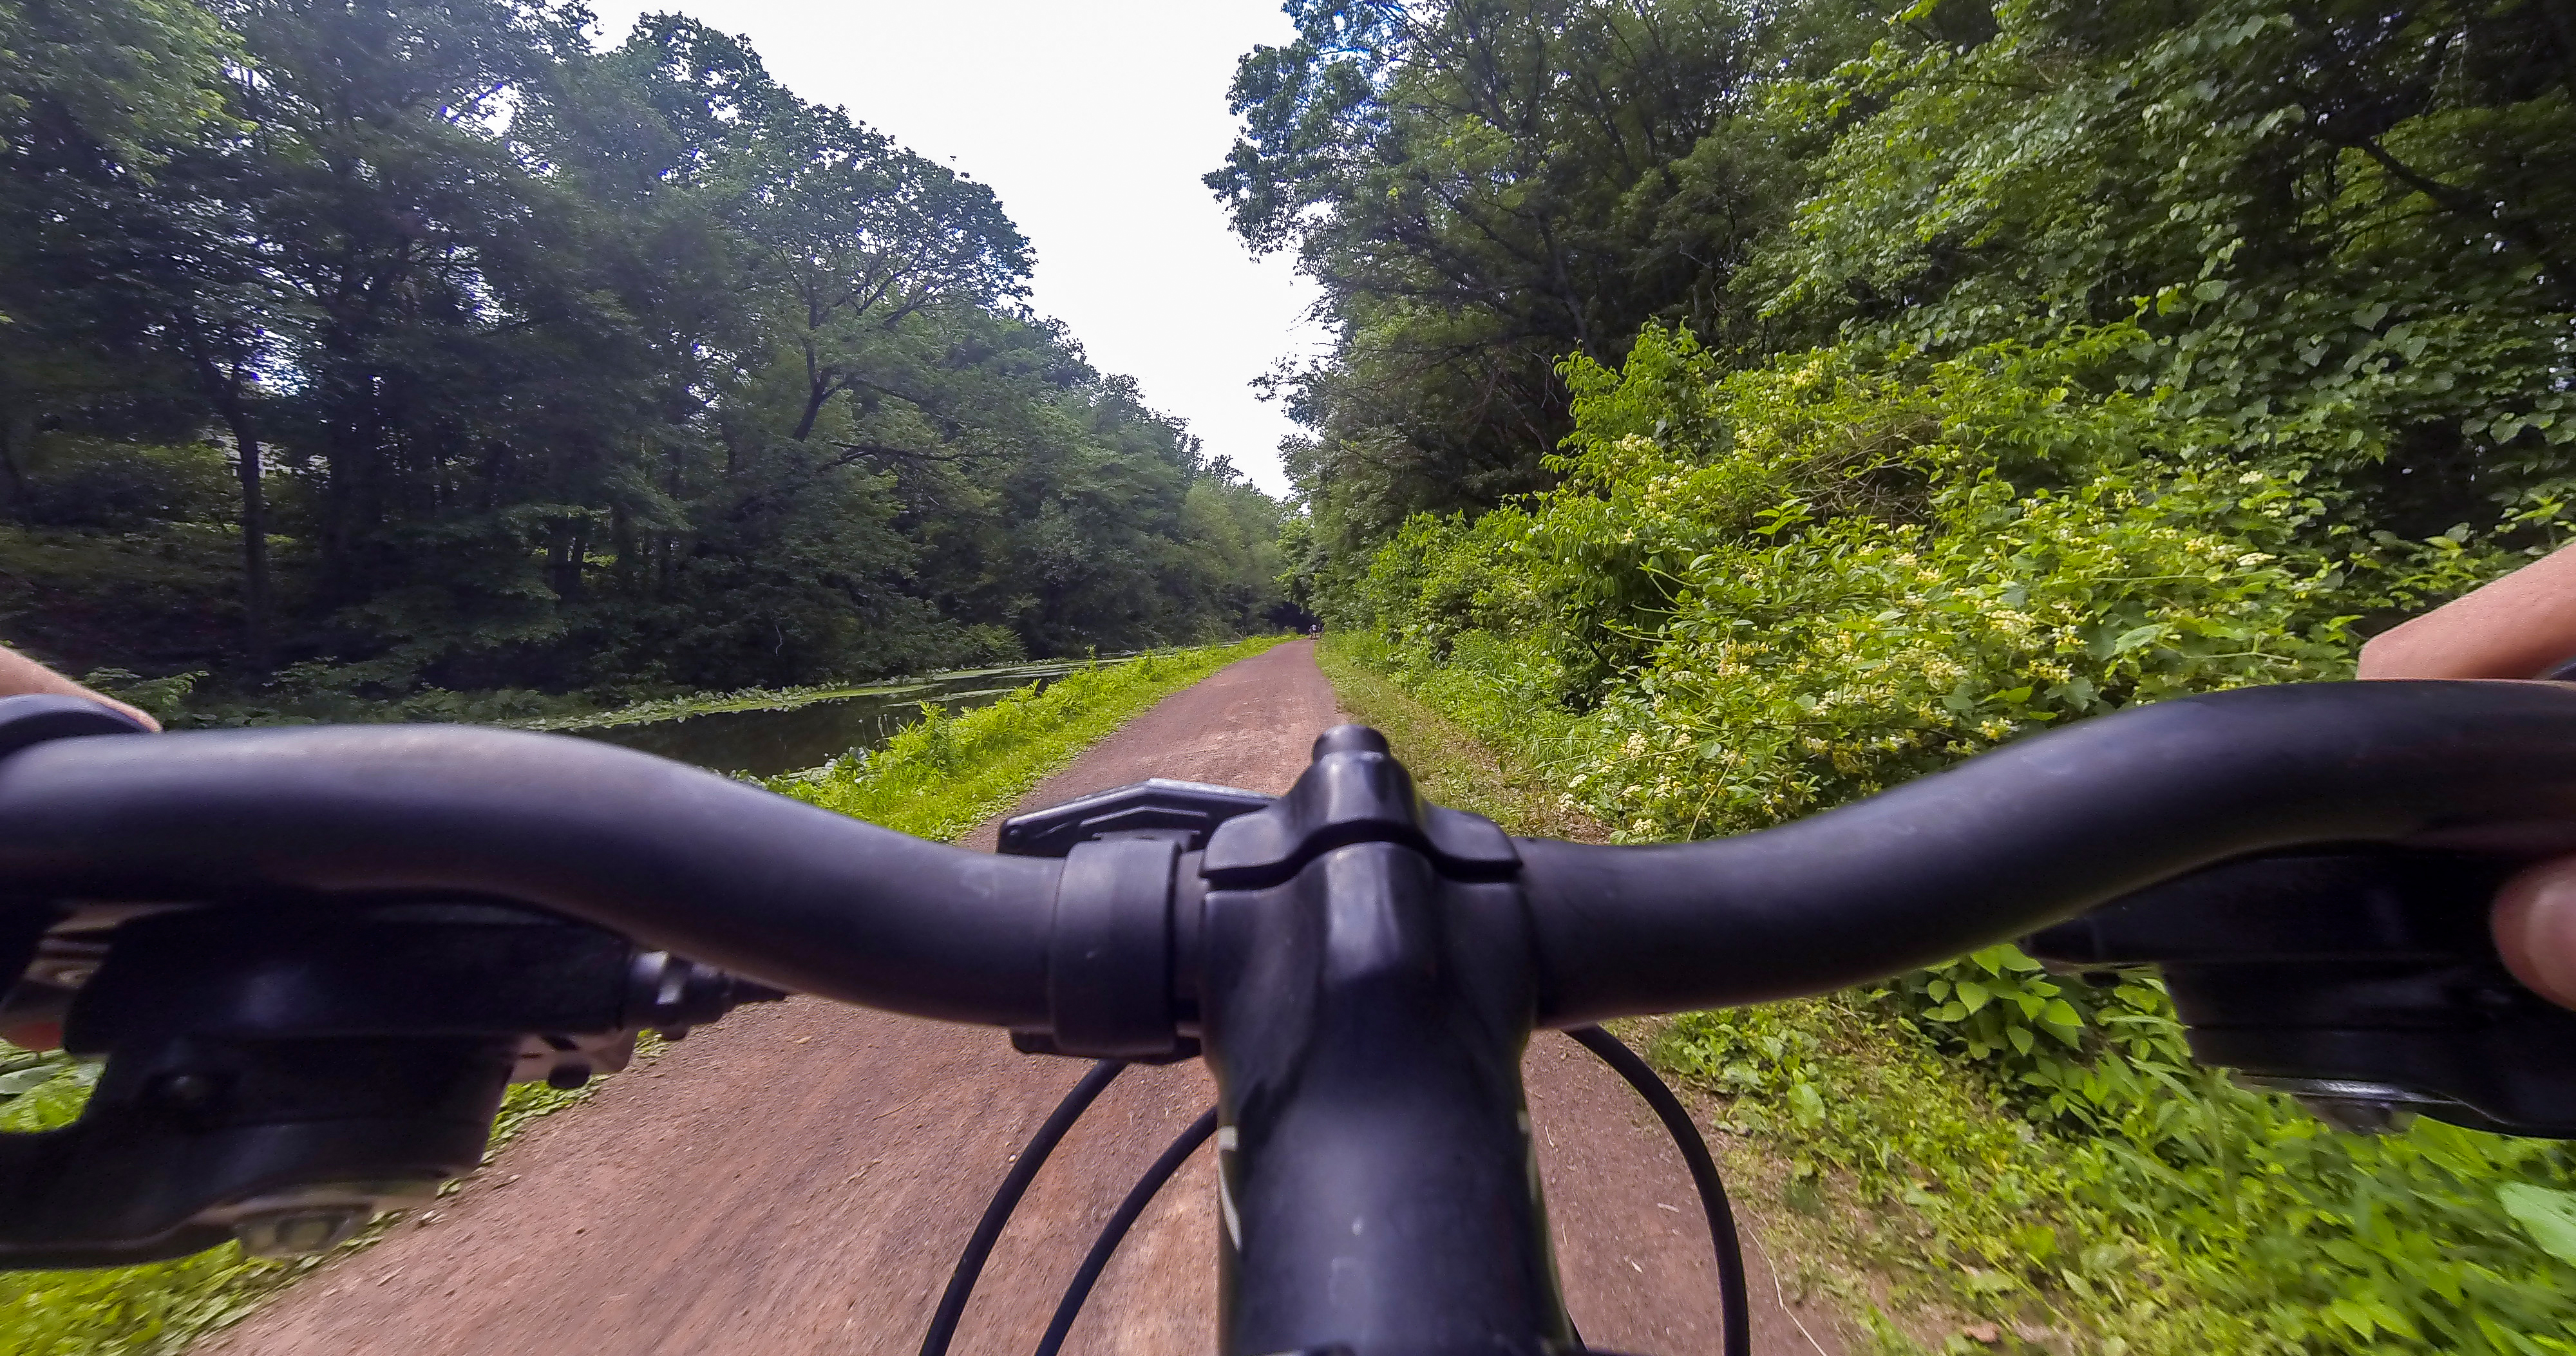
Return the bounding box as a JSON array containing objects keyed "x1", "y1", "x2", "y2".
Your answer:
[
  {"x1": 8, "y1": 680, "x2": 2576, "y2": 1353},
  {"x1": 0, "y1": 717, "x2": 1064, "y2": 1028},
  {"x1": 1522, "y1": 677, "x2": 2576, "y2": 1021},
  {"x1": 8, "y1": 681, "x2": 2575, "y2": 1027}
]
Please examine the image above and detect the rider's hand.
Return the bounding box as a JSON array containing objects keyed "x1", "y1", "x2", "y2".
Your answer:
[
  {"x1": 0, "y1": 646, "x2": 156, "y2": 1049},
  {"x1": 2358, "y1": 543, "x2": 2576, "y2": 683},
  {"x1": 0, "y1": 645, "x2": 160, "y2": 732},
  {"x1": 2361, "y1": 542, "x2": 2576, "y2": 1008},
  {"x1": 2495, "y1": 862, "x2": 2576, "y2": 1007}
]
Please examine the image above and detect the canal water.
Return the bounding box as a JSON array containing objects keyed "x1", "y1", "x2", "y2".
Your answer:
[{"x1": 553, "y1": 658, "x2": 1098, "y2": 778}]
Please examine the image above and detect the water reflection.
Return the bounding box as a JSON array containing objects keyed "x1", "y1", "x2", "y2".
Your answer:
[{"x1": 560, "y1": 661, "x2": 1088, "y2": 778}]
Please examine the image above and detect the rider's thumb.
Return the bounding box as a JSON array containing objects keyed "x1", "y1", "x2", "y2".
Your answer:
[{"x1": 2494, "y1": 857, "x2": 2576, "y2": 1010}]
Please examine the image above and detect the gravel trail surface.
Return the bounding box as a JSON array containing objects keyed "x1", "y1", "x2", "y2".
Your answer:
[{"x1": 207, "y1": 640, "x2": 1843, "y2": 1356}]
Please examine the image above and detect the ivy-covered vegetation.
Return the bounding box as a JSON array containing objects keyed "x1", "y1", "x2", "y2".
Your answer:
[
  {"x1": 0, "y1": 0, "x2": 1295, "y2": 710},
  {"x1": 1237, "y1": 0, "x2": 2576, "y2": 1349}
]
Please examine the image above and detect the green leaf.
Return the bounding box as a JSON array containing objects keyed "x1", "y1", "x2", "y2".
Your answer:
[
  {"x1": 1961, "y1": 1268, "x2": 2020, "y2": 1295},
  {"x1": 0, "y1": 1064, "x2": 63, "y2": 1097},
  {"x1": 2112, "y1": 624, "x2": 2165, "y2": 654},
  {"x1": 1788, "y1": 1080, "x2": 1826, "y2": 1129},
  {"x1": 2499, "y1": 1183, "x2": 2576, "y2": 1265}
]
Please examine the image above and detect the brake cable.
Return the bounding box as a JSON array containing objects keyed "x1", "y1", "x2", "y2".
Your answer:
[
  {"x1": 920, "y1": 1058, "x2": 1128, "y2": 1356},
  {"x1": 1034, "y1": 1106, "x2": 1220, "y2": 1356},
  {"x1": 966, "y1": 1030, "x2": 1750, "y2": 1356},
  {"x1": 1567, "y1": 1025, "x2": 1752, "y2": 1356}
]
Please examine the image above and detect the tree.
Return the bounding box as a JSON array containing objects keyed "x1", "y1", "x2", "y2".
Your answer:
[
  {"x1": 1760, "y1": 0, "x2": 2576, "y2": 535},
  {"x1": 0, "y1": 1, "x2": 1289, "y2": 697},
  {"x1": 1208, "y1": 0, "x2": 1873, "y2": 560}
]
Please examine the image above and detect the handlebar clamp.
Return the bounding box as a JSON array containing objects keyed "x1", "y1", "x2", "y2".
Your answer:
[{"x1": 997, "y1": 778, "x2": 1275, "y2": 1062}]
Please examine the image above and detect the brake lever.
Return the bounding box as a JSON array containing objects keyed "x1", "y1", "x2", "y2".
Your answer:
[
  {"x1": 0, "y1": 688, "x2": 794, "y2": 1269},
  {"x1": 2023, "y1": 847, "x2": 2576, "y2": 1136},
  {"x1": 0, "y1": 896, "x2": 784, "y2": 1269}
]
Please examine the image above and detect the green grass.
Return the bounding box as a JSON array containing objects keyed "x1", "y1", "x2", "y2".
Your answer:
[
  {"x1": 776, "y1": 636, "x2": 1291, "y2": 842},
  {"x1": 0, "y1": 635, "x2": 1282, "y2": 1353},
  {"x1": 1314, "y1": 634, "x2": 1606, "y2": 843}
]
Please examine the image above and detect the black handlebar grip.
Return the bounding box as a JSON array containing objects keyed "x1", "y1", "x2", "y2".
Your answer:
[
  {"x1": 2026, "y1": 849, "x2": 2576, "y2": 1138},
  {"x1": 1517, "y1": 680, "x2": 2576, "y2": 1025},
  {"x1": 0, "y1": 722, "x2": 1061, "y2": 1028}
]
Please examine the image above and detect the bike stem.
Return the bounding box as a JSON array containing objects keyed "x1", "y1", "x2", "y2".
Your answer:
[{"x1": 1191, "y1": 728, "x2": 1572, "y2": 1356}]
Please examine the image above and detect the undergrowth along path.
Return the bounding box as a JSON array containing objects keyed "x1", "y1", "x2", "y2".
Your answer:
[{"x1": 781, "y1": 636, "x2": 1290, "y2": 841}]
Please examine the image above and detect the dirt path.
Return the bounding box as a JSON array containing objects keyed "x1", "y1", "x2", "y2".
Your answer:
[{"x1": 207, "y1": 640, "x2": 1844, "y2": 1356}]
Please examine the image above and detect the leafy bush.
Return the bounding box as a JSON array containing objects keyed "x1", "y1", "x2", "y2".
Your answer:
[
  {"x1": 1657, "y1": 997, "x2": 2576, "y2": 1353},
  {"x1": 75, "y1": 670, "x2": 203, "y2": 726},
  {"x1": 12, "y1": 444, "x2": 235, "y2": 532},
  {"x1": 1343, "y1": 322, "x2": 2576, "y2": 1351}
]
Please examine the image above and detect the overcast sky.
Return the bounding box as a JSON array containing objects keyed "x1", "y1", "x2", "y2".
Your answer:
[{"x1": 585, "y1": 1, "x2": 1324, "y2": 494}]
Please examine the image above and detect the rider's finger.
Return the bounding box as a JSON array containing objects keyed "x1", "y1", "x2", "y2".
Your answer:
[{"x1": 2494, "y1": 857, "x2": 2576, "y2": 1009}]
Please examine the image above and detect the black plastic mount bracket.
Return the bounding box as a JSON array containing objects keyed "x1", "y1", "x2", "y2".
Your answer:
[
  {"x1": 998, "y1": 778, "x2": 1276, "y2": 857},
  {"x1": 0, "y1": 694, "x2": 793, "y2": 1269},
  {"x1": 989, "y1": 728, "x2": 1534, "y2": 1069},
  {"x1": 998, "y1": 777, "x2": 1276, "y2": 1061}
]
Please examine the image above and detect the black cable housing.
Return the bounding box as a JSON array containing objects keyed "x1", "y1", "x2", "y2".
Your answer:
[
  {"x1": 1034, "y1": 1106, "x2": 1220, "y2": 1356},
  {"x1": 920, "y1": 1059, "x2": 1126, "y2": 1356},
  {"x1": 1566, "y1": 1026, "x2": 1750, "y2": 1356}
]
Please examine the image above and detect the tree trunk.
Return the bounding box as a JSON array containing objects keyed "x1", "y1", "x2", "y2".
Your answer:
[
  {"x1": 0, "y1": 415, "x2": 26, "y2": 519},
  {"x1": 791, "y1": 379, "x2": 831, "y2": 442},
  {"x1": 181, "y1": 328, "x2": 274, "y2": 672},
  {"x1": 218, "y1": 400, "x2": 272, "y2": 672},
  {"x1": 609, "y1": 502, "x2": 632, "y2": 592}
]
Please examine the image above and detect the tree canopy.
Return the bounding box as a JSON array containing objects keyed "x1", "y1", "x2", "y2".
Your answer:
[
  {"x1": 1222, "y1": 0, "x2": 2573, "y2": 579},
  {"x1": 0, "y1": 0, "x2": 1292, "y2": 701}
]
